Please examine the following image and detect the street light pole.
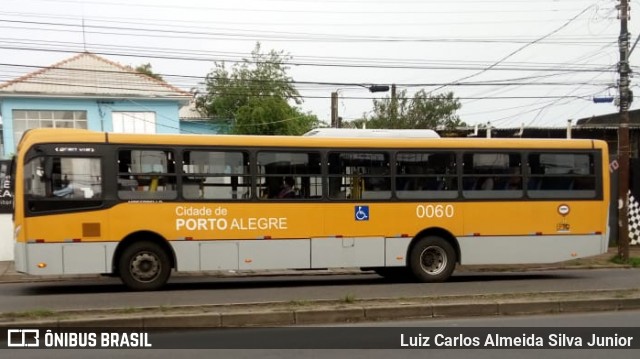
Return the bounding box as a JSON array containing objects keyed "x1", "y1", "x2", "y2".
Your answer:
[{"x1": 330, "y1": 85, "x2": 390, "y2": 128}]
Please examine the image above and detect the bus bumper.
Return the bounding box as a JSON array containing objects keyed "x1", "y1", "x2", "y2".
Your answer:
[{"x1": 14, "y1": 241, "x2": 117, "y2": 276}]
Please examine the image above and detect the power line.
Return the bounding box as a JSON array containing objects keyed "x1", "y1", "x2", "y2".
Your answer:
[
  {"x1": 0, "y1": 61, "x2": 615, "y2": 90},
  {"x1": 426, "y1": 5, "x2": 598, "y2": 95},
  {"x1": 29, "y1": 0, "x2": 589, "y2": 15},
  {"x1": 0, "y1": 18, "x2": 617, "y2": 45},
  {"x1": 0, "y1": 0, "x2": 626, "y2": 126}
]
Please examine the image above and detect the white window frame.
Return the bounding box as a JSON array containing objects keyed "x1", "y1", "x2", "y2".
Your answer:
[
  {"x1": 12, "y1": 110, "x2": 88, "y2": 146},
  {"x1": 112, "y1": 112, "x2": 156, "y2": 134}
]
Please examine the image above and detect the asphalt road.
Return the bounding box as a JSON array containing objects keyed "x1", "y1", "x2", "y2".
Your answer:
[{"x1": 0, "y1": 268, "x2": 639, "y2": 312}]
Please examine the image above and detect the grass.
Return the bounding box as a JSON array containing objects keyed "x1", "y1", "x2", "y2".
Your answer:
[
  {"x1": 342, "y1": 293, "x2": 356, "y2": 303},
  {"x1": 2, "y1": 309, "x2": 56, "y2": 319},
  {"x1": 119, "y1": 307, "x2": 142, "y2": 314},
  {"x1": 287, "y1": 300, "x2": 310, "y2": 307},
  {"x1": 610, "y1": 255, "x2": 640, "y2": 267}
]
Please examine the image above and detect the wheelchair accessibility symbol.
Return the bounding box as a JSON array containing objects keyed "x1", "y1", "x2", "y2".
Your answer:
[{"x1": 355, "y1": 205, "x2": 369, "y2": 221}]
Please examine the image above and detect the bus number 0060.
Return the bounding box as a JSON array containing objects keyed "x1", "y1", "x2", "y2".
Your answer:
[{"x1": 416, "y1": 204, "x2": 455, "y2": 218}]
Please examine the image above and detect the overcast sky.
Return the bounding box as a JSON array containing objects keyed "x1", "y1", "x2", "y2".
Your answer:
[{"x1": 0, "y1": 0, "x2": 636, "y2": 128}]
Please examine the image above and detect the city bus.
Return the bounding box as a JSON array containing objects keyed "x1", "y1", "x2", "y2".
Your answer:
[{"x1": 11, "y1": 128, "x2": 610, "y2": 290}]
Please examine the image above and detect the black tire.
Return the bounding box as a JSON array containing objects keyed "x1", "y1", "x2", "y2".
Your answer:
[
  {"x1": 118, "y1": 241, "x2": 171, "y2": 291},
  {"x1": 408, "y1": 236, "x2": 456, "y2": 282}
]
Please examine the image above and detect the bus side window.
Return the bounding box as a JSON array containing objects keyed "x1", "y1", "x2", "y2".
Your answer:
[
  {"x1": 257, "y1": 151, "x2": 322, "y2": 200},
  {"x1": 527, "y1": 152, "x2": 596, "y2": 199},
  {"x1": 117, "y1": 149, "x2": 176, "y2": 200}
]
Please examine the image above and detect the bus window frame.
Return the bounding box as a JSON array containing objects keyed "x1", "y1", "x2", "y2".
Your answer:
[
  {"x1": 255, "y1": 149, "x2": 323, "y2": 200},
  {"x1": 22, "y1": 149, "x2": 105, "y2": 215},
  {"x1": 116, "y1": 147, "x2": 178, "y2": 201},
  {"x1": 180, "y1": 148, "x2": 252, "y2": 201}
]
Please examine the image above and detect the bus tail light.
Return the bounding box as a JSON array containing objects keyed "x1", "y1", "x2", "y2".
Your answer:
[{"x1": 37, "y1": 263, "x2": 47, "y2": 268}]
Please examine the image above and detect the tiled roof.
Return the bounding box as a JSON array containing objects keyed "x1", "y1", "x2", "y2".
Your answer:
[
  {"x1": 179, "y1": 101, "x2": 208, "y2": 119},
  {"x1": 0, "y1": 52, "x2": 191, "y2": 102}
]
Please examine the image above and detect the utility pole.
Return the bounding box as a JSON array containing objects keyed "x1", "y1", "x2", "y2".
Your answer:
[
  {"x1": 331, "y1": 91, "x2": 339, "y2": 128},
  {"x1": 390, "y1": 84, "x2": 397, "y2": 126},
  {"x1": 618, "y1": 0, "x2": 631, "y2": 261}
]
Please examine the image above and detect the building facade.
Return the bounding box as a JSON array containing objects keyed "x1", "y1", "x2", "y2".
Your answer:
[
  {"x1": 0, "y1": 52, "x2": 193, "y2": 260},
  {"x1": 0, "y1": 52, "x2": 193, "y2": 158}
]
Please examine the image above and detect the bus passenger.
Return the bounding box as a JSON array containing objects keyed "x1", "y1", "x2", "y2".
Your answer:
[{"x1": 278, "y1": 177, "x2": 296, "y2": 198}]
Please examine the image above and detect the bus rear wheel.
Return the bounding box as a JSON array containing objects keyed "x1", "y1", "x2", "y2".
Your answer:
[
  {"x1": 409, "y1": 236, "x2": 456, "y2": 282},
  {"x1": 118, "y1": 241, "x2": 171, "y2": 291}
]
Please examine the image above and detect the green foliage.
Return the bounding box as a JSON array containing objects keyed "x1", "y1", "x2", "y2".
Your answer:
[
  {"x1": 610, "y1": 255, "x2": 640, "y2": 267},
  {"x1": 197, "y1": 43, "x2": 319, "y2": 135},
  {"x1": 233, "y1": 96, "x2": 318, "y2": 135},
  {"x1": 3, "y1": 309, "x2": 56, "y2": 319},
  {"x1": 134, "y1": 63, "x2": 163, "y2": 81},
  {"x1": 350, "y1": 89, "x2": 464, "y2": 130}
]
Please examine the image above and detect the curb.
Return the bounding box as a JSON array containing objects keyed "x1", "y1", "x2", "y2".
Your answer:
[{"x1": 1, "y1": 293, "x2": 639, "y2": 329}]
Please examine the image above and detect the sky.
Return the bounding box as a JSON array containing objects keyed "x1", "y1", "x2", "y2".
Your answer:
[{"x1": 0, "y1": 0, "x2": 637, "y2": 128}]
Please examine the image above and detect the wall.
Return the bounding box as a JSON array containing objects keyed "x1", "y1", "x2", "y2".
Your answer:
[
  {"x1": 1, "y1": 98, "x2": 182, "y2": 158},
  {"x1": 180, "y1": 119, "x2": 227, "y2": 135},
  {"x1": 0, "y1": 214, "x2": 12, "y2": 260}
]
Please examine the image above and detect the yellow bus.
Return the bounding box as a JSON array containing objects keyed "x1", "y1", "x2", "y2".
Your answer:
[{"x1": 12, "y1": 128, "x2": 610, "y2": 290}]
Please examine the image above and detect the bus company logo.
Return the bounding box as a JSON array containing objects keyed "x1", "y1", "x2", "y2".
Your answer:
[
  {"x1": 556, "y1": 204, "x2": 571, "y2": 232},
  {"x1": 7, "y1": 329, "x2": 40, "y2": 347},
  {"x1": 355, "y1": 206, "x2": 369, "y2": 221},
  {"x1": 557, "y1": 204, "x2": 571, "y2": 216}
]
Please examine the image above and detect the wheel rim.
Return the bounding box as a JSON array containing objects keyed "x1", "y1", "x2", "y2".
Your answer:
[
  {"x1": 419, "y1": 245, "x2": 447, "y2": 275},
  {"x1": 129, "y1": 251, "x2": 161, "y2": 283}
]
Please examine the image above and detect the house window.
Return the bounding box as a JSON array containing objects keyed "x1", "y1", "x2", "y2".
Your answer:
[
  {"x1": 12, "y1": 110, "x2": 87, "y2": 145},
  {"x1": 112, "y1": 112, "x2": 156, "y2": 134}
]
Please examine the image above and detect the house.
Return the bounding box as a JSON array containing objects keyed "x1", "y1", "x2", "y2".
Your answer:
[
  {"x1": 0, "y1": 51, "x2": 194, "y2": 260},
  {"x1": 179, "y1": 100, "x2": 232, "y2": 135},
  {"x1": 0, "y1": 51, "x2": 193, "y2": 158}
]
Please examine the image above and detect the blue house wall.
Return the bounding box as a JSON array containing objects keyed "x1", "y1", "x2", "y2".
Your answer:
[
  {"x1": 179, "y1": 120, "x2": 229, "y2": 135},
  {"x1": 0, "y1": 97, "x2": 181, "y2": 158}
]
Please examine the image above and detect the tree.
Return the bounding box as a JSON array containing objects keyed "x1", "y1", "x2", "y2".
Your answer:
[
  {"x1": 134, "y1": 63, "x2": 163, "y2": 81},
  {"x1": 350, "y1": 89, "x2": 465, "y2": 130},
  {"x1": 234, "y1": 97, "x2": 318, "y2": 135},
  {"x1": 197, "y1": 43, "x2": 319, "y2": 135}
]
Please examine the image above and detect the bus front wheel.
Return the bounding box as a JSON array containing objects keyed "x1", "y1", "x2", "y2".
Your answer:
[
  {"x1": 409, "y1": 236, "x2": 456, "y2": 282},
  {"x1": 118, "y1": 241, "x2": 171, "y2": 291}
]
